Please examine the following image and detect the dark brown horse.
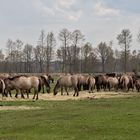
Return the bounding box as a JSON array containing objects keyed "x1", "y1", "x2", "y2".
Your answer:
[{"x1": 95, "y1": 75, "x2": 108, "y2": 91}]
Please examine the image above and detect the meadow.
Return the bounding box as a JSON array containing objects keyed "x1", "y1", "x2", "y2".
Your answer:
[{"x1": 1, "y1": 95, "x2": 140, "y2": 140}]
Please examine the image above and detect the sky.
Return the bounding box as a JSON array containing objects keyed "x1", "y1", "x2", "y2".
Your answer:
[{"x1": 0, "y1": 0, "x2": 140, "y2": 52}]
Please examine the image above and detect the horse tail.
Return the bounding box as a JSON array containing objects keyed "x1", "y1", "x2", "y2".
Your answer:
[
  {"x1": 0, "y1": 79, "x2": 5, "y2": 96},
  {"x1": 38, "y1": 78, "x2": 42, "y2": 92},
  {"x1": 54, "y1": 79, "x2": 60, "y2": 95}
]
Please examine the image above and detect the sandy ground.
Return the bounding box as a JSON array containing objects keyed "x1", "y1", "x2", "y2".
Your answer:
[
  {"x1": 0, "y1": 106, "x2": 41, "y2": 111},
  {"x1": 0, "y1": 91, "x2": 139, "y2": 110},
  {"x1": 0, "y1": 91, "x2": 138, "y2": 101}
]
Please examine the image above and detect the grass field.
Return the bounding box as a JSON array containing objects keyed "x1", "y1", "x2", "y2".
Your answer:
[{"x1": 1, "y1": 96, "x2": 140, "y2": 140}]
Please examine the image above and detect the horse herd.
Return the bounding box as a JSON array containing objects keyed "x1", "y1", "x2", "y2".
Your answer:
[{"x1": 0, "y1": 73, "x2": 140, "y2": 100}]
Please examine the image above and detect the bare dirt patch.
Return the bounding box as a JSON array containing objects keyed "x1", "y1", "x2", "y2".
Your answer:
[
  {"x1": 0, "y1": 106, "x2": 41, "y2": 111},
  {"x1": 0, "y1": 91, "x2": 139, "y2": 101}
]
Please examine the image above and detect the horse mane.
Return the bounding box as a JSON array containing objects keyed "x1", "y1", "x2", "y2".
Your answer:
[{"x1": 8, "y1": 75, "x2": 28, "y2": 80}]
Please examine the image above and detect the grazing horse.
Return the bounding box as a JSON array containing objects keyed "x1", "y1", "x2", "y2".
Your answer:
[
  {"x1": 107, "y1": 77, "x2": 119, "y2": 91},
  {"x1": 4, "y1": 75, "x2": 42, "y2": 100},
  {"x1": 0, "y1": 79, "x2": 5, "y2": 99},
  {"x1": 40, "y1": 75, "x2": 51, "y2": 93},
  {"x1": 41, "y1": 74, "x2": 54, "y2": 93},
  {"x1": 53, "y1": 75, "x2": 79, "y2": 96}
]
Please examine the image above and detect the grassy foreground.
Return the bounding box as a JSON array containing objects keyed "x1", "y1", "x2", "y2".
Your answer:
[{"x1": 0, "y1": 97, "x2": 140, "y2": 140}]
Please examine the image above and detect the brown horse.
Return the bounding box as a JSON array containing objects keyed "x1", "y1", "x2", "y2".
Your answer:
[
  {"x1": 4, "y1": 75, "x2": 42, "y2": 100},
  {"x1": 53, "y1": 75, "x2": 79, "y2": 96},
  {"x1": 95, "y1": 75, "x2": 108, "y2": 91}
]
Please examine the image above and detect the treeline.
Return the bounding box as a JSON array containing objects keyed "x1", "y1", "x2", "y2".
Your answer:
[{"x1": 0, "y1": 28, "x2": 140, "y2": 73}]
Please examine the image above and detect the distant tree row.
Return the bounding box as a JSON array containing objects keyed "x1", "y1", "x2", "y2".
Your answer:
[{"x1": 0, "y1": 28, "x2": 140, "y2": 73}]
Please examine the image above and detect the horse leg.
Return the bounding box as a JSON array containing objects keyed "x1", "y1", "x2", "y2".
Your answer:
[
  {"x1": 21, "y1": 90, "x2": 25, "y2": 99},
  {"x1": 15, "y1": 89, "x2": 19, "y2": 98},
  {"x1": 76, "y1": 87, "x2": 79, "y2": 96},
  {"x1": 32, "y1": 89, "x2": 36, "y2": 100},
  {"x1": 73, "y1": 86, "x2": 79, "y2": 97},
  {"x1": 61, "y1": 87, "x2": 63, "y2": 95},
  {"x1": 65, "y1": 87, "x2": 69, "y2": 95},
  {"x1": 43, "y1": 85, "x2": 45, "y2": 93},
  {"x1": 27, "y1": 90, "x2": 29, "y2": 99},
  {"x1": 89, "y1": 84, "x2": 91, "y2": 93},
  {"x1": 3, "y1": 89, "x2": 8, "y2": 97},
  {"x1": 35, "y1": 89, "x2": 38, "y2": 100},
  {"x1": 73, "y1": 87, "x2": 76, "y2": 97},
  {"x1": 9, "y1": 90, "x2": 12, "y2": 97}
]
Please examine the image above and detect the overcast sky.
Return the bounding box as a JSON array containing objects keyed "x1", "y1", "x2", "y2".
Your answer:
[{"x1": 0, "y1": 0, "x2": 140, "y2": 51}]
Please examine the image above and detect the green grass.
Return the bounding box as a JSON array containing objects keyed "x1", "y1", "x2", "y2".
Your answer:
[{"x1": 1, "y1": 97, "x2": 140, "y2": 140}]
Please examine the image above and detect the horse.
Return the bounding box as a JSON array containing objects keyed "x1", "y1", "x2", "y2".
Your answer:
[
  {"x1": 4, "y1": 74, "x2": 30, "y2": 98},
  {"x1": 0, "y1": 79, "x2": 5, "y2": 99},
  {"x1": 4, "y1": 75, "x2": 42, "y2": 100},
  {"x1": 106, "y1": 73, "x2": 116, "y2": 77},
  {"x1": 119, "y1": 74, "x2": 134, "y2": 92},
  {"x1": 40, "y1": 74, "x2": 54, "y2": 93},
  {"x1": 77, "y1": 75, "x2": 89, "y2": 91},
  {"x1": 107, "y1": 77, "x2": 119, "y2": 91},
  {"x1": 134, "y1": 79, "x2": 140, "y2": 92},
  {"x1": 88, "y1": 76, "x2": 96, "y2": 93},
  {"x1": 53, "y1": 75, "x2": 79, "y2": 96},
  {"x1": 95, "y1": 75, "x2": 108, "y2": 91},
  {"x1": 39, "y1": 75, "x2": 51, "y2": 93}
]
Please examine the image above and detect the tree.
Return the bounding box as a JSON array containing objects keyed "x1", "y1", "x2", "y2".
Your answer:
[
  {"x1": 117, "y1": 29, "x2": 132, "y2": 73},
  {"x1": 96, "y1": 42, "x2": 112, "y2": 73},
  {"x1": 0, "y1": 50, "x2": 4, "y2": 61},
  {"x1": 71, "y1": 30, "x2": 84, "y2": 72},
  {"x1": 58, "y1": 28, "x2": 71, "y2": 73},
  {"x1": 23, "y1": 44, "x2": 33, "y2": 72},
  {"x1": 81, "y1": 42, "x2": 93, "y2": 73},
  {"x1": 45, "y1": 32, "x2": 56, "y2": 73},
  {"x1": 138, "y1": 29, "x2": 140, "y2": 43},
  {"x1": 15, "y1": 39, "x2": 23, "y2": 72},
  {"x1": 37, "y1": 30, "x2": 46, "y2": 72}
]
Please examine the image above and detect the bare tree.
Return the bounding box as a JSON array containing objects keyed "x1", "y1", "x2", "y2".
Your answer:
[
  {"x1": 58, "y1": 28, "x2": 71, "y2": 73},
  {"x1": 23, "y1": 44, "x2": 33, "y2": 72},
  {"x1": 138, "y1": 29, "x2": 140, "y2": 43},
  {"x1": 0, "y1": 50, "x2": 4, "y2": 61},
  {"x1": 117, "y1": 29, "x2": 132, "y2": 73},
  {"x1": 45, "y1": 32, "x2": 56, "y2": 73},
  {"x1": 15, "y1": 39, "x2": 23, "y2": 72},
  {"x1": 37, "y1": 30, "x2": 46, "y2": 72},
  {"x1": 71, "y1": 30, "x2": 84, "y2": 72},
  {"x1": 96, "y1": 42, "x2": 112, "y2": 73},
  {"x1": 81, "y1": 42, "x2": 93, "y2": 73}
]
